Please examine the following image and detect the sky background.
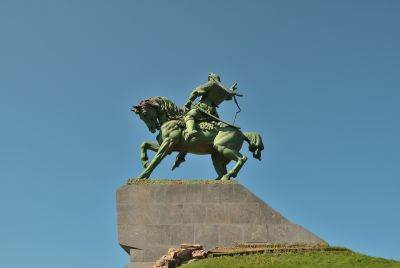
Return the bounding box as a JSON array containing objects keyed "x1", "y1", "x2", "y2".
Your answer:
[{"x1": 1, "y1": 1, "x2": 399, "y2": 267}]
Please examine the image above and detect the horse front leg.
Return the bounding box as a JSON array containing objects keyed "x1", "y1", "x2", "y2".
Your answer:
[
  {"x1": 137, "y1": 137, "x2": 176, "y2": 179},
  {"x1": 140, "y1": 142, "x2": 160, "y2": 168}
]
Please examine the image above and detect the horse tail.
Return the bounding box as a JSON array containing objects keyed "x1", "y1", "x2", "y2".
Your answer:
[{"x1": 243, "y1": 132, "x2": 264, "y2": 160}]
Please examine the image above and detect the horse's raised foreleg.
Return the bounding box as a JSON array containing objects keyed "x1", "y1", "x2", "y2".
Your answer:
[
  {"x1": 137, "y1": 137, "x2": 176, "y2": 179},
  {"x1": 140, "y1": 141, "x2": 160, "y2": 168}
]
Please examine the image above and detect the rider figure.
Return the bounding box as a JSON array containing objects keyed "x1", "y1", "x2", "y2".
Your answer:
[{"x1": 183, "y1": 72, "x2": 242, "y2": 140}]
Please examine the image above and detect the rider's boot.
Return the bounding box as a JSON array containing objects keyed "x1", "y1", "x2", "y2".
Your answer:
[{"x1": 184, "y1": 117, "x2": 198, "y2": 140}]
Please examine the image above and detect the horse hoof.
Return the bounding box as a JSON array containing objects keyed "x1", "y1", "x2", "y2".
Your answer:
[
  {"x1": 137, "y1": 173, "x2": 150, "y2": 179},
  {"x1": 220, "y1": 175, "x2": 230, "y2": 181}
]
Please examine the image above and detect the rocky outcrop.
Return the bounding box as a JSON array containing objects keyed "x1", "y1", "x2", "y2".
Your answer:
[{"x1": 151, "y1": 244, "x2": 207, "y2": 268}]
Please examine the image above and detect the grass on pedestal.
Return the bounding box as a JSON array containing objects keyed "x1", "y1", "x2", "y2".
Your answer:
[
  {"x1": 184, "y1": 250, "x2": 400, "y2": 268},
  {"x1": 127, "y1": 178, "x2": 238, "y2": 185}
]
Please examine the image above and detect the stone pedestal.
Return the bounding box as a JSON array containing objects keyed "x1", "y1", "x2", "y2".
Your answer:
[{"x1": 116, "y1": 182, "x2": 323, "y2": 268}]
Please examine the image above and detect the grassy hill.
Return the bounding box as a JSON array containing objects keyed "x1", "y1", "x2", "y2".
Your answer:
[{"x1": 184, "y1": 250, "x2": 400, "y2": 268}]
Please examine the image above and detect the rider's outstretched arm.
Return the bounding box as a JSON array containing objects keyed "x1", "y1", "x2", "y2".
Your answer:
[{"x1": 184, "y1": 81, "x2": 213, "y2": 109}]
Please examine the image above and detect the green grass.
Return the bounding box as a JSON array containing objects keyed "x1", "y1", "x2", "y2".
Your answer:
[
  {"x1": 184, "y1": 251, "x2": 400, "y2": 268},
  {"x1": 126, "y1": 179, "x2": 238, "y2": 185}
]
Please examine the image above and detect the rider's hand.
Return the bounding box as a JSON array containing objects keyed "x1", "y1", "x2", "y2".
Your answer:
[{"x1": 184, "y1": 102, "x2": 191, "y2": 112}]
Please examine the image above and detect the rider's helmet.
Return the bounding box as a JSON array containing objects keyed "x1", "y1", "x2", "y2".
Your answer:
[{"x1": 208, "y1": 72, "x2": 221, "y2": 82}]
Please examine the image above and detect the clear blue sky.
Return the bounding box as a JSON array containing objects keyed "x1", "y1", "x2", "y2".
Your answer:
[{"x1": 1, "y1": 1, "x2": 399, "y2": 267}]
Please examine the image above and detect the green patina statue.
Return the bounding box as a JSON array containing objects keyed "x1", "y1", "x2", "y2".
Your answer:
[
  {"x1": 183, "y1": 72, "x2": 242, "y2": 140},
  {"x1": 131, "y1": 73, "x2": 264, "y2": 181}
]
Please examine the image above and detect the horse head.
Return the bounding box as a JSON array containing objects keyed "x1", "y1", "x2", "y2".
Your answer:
[
  {"x1": 132, "y1": 96, "x2": 183, "y2": 133},
  {"x1": 131, "y1": 99, "x2": 160, "y2": 133}
]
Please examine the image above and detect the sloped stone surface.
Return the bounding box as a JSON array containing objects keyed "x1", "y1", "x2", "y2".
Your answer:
[{"x1": 116, "y1": 183, "x2": 323, "y2": 268}]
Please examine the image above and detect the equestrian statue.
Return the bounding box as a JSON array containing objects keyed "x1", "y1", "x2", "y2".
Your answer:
[{"x1": 131, "y1": 72, "x2": 264, "y2": 180}]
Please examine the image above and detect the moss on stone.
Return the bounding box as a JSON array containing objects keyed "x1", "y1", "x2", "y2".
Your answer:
[{"x1": 127, "y1": 178, "x2": 238, "y2": 185}]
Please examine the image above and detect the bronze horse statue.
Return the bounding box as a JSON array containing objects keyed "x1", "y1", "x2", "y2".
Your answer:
[{"x1": 132, "y1": 96, "x2": 264, "y2": 180}]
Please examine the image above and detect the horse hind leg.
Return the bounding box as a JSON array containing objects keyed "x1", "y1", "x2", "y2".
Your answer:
[
  {"x1": 228, "y1": 153, "x2": 247, "y2": 179},
  {"x1": 213, "y1": 144, "x2": 247, "y2": 180},
  {"x1": 211, "y1": 154, "x2": 229, "y2": 180}
]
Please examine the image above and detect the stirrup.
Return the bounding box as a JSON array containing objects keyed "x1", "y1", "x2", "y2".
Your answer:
[{"x1": 184, "y1": 130, "x2": 198, "y2": 140}]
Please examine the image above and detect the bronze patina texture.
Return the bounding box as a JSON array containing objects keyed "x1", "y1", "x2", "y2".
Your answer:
[{"x1": 131, "y1": 73, "x2": 264, "y2": 180}]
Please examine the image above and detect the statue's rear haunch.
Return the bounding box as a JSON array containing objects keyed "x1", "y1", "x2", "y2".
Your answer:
[{"x1": 131, "y1": 73, "x2": 264, "y2": 180}]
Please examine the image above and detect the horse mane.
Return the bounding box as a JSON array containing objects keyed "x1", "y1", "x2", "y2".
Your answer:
[{"x1": 146, "y1": 96, "x2": 184, "y2": 120}]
